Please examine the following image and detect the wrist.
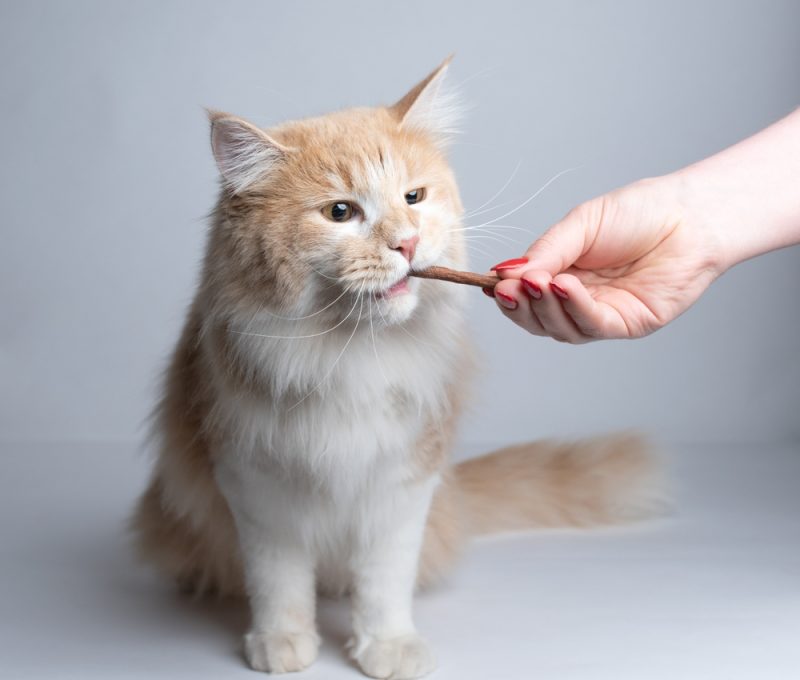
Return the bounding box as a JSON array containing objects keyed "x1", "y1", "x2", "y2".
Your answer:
[{"x1": 669, "y1": 167, "x2": 741, "y2": 275}]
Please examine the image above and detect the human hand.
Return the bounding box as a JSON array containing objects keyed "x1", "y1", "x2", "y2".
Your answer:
[{"x1": 486, "y1": 174, "x2": 726, "y2": 342}]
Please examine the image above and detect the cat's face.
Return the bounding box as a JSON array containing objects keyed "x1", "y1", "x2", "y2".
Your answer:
[{"x1": 207, "y1": 60, "x2": 465, "y2": 326}]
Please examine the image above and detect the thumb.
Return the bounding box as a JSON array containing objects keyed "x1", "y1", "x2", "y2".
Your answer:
[{"x1": 524, "y1": 201, "x2": 600, "y2": 277}]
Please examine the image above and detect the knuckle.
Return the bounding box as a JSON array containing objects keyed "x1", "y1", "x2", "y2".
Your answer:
[
  {"x1": 523, "y1": 321, "x2": 546, "y2": 336},
  {"x1": 533, "y1": 233, "x2": 556, "y2": 252}
]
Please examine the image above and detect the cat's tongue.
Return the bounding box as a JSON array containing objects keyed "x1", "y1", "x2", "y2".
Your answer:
[{"x1": 380, "y1": 277, "x2": 410, "y2": 299}]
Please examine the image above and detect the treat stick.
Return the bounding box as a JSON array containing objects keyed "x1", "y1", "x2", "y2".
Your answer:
[{"x1": 409, "y1": 266, "x2": 499, "y2": 289}]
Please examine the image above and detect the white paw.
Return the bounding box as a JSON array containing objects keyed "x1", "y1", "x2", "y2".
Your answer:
[
  {"x1": 244, "y1": 630, "x2": 320, "y2": 673},
  {"x1": 351, "y1": 633, "x2": 436, "y2": 680}
]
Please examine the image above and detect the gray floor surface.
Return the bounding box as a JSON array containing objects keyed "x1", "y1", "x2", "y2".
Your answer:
[{"x1": 1, "y1": 441, "x2": 798, "y2": 679}]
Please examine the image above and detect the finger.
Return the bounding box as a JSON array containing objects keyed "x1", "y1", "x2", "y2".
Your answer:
[
  {"x1": 523, "y1": 199, "x2": 603, "y2": 276},
  {"x1": 493, "y1": 279, "x2": 549, "y2": 337},
  {"x1": 550, "y1": 273, "x2": 628, "y2": 339},
  {"x1": 519, "y1": 270, "x2": 590, "y2": 344},
  {"x1": 488, "y1": 256, "x2": 529, "y2": 280}
]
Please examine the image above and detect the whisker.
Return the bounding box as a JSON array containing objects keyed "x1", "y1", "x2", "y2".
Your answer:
[
  {"x1": 473, "y1": 167, "x2": 577, "y2": 229},
  {"x1": 231, "y1": 286, "x2": 361, "y2": 340},
  {"x1": 374, "y1": 296, "x2": 441, "y2": 352},
  {"x1": 259, "y1": 283, "x2": 354, "y2": 322},
  {"x1": 452, "y1": 223, "x2": 536, "y2": 235},
  {"x1": 462, "y1": 198, "x2": 522, "y2": 221},
  {"x1": 455, "y1": 224, "x2": 528, "y2": 245},
  {"x1": 240, "y1": 301, "x2": 265, "y2": 337},
  {"x1": 287, "y1": 285, "x2": 366, "y2": 411},
  {"x1": 307, "y1": 263, "x2": 339, "y2": 281},
  {"x1": 368, "y1": 297, "x2": 391, "y2": 388},
  {"x1": 463, "y1": 159, "x2": 522, "y2": 218},
  {"x1": 463, "y1": 242, "x2": 494, "y2": 259},
  {"x1": 462, "y1": 233, "x2": 525, "y2": 247}
]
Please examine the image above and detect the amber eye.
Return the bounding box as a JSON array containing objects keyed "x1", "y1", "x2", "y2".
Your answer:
[
  {"x1": 322, "y1": 202, "x2": 356, "y2": 222},
  {"x1": 404, "y1": 188, "x2": 426, "y2": 205}
]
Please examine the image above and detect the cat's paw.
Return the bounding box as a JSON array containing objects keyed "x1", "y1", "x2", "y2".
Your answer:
[
  {"x1": 244, "y1": 630, "x2": 320, "y2": 673},
  {"x1": 351, "y1": 633, "x2": 436, "y2": 679}
]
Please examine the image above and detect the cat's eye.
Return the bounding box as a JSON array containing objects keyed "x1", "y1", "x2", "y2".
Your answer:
[
  {"x1": 405, "y1": 188, "x2": 427, "y2": 205},
  {"x1": 322, "y1": 202, "x2": 356, "y2": 222}
]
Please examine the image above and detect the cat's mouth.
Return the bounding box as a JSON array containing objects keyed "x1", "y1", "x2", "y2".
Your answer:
[{"x1": 375, "y1": 276, "x2": 410, "y2": 299}]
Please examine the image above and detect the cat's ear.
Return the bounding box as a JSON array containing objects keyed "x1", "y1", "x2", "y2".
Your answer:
[
  {"x1": 207, "y1": 110, "x2": 290, "y2": 194},
  {"x1": 391, "y1": 56, "x2": 461, "y2": 143}
]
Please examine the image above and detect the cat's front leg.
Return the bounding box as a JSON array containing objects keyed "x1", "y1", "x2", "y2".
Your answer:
[
  {"x1": 349, "y1": 475, "x2": 439, "y2": 680},
  {"x1": 215, "y1": 457, "x2": 319, "y2": 674},
  {"x1": 240, "y1": 541, "x2": 319, "y2": 674}
]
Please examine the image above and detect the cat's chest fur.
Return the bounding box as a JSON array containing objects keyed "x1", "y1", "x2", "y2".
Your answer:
[{"x1": 208, "y1": 294, "x2": 467, "y2": 489}]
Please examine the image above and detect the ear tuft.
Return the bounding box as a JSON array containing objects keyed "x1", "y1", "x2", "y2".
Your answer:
[
  {"x1": 207, "y1": 110, "x2": 288, "y2": 194},
  {"x1": 391, "y1": 56, "x2": 462, "y2": 144}
]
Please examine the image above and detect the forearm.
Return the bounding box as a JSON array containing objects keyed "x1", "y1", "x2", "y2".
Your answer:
[{"x1": 674, "y1": 107, "x2": 800, "y2": 272}]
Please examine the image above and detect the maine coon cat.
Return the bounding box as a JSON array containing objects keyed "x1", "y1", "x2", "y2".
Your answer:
[{"x1": 131, "y1": 59, "x2": 655, "y2": 678}]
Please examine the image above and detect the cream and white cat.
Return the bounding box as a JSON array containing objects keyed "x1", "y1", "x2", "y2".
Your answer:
[{"x1": 132, "y1": 59, "x2": 655, "y2": 679}]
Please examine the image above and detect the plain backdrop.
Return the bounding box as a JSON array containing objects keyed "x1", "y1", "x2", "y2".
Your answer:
[
  {"x1": 2, "y1": 3, "x2": 800, "y2": 680},
  {"x1": 1, "y1": 0, "x2": 799, "y2": 449}
]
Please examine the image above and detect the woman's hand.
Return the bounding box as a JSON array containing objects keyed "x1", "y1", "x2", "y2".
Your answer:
[
  {"x1": 488, "y1": 175, "x2": 725, "y2": 342},
  {"x1": 486, "y1": 108, "x2": 800, "y2": 343}
]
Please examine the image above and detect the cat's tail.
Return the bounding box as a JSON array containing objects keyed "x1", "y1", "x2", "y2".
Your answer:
[
  {"x1": 454, "y1": 432, "x2": 662, "y2": 536},
  {"x1": 418, "y1": 433, "x2": 663, "y2": 586}
]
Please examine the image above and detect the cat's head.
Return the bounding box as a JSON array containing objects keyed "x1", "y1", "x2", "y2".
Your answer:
[{"x1": 205, "y1": 58, "x2": 465, "y2": 326}]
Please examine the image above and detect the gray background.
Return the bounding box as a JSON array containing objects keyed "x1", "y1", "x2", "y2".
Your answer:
[
  {"x1": 1, "y1": 0, "x2": 799, "y2": 448},
  {"x1": 2, "y1": 3, "x2": 800, "y2": 680}
]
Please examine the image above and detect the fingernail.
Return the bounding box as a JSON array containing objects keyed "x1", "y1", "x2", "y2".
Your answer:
[
  {"x1": 521, "y1": 278, "x2": 542, "y2": 300},
  {"x1": 482, "y1": 287, "x2": 495, "y2": 298},
  {"x1": 491, "y1": 257, "x2": 528, "y2": 272},
  {"x1": 550, "y1": 282, "x2": 569, "y2": 300},
  {"x1": 495, "y1": 291, "x2": 518, "y2": 310}
]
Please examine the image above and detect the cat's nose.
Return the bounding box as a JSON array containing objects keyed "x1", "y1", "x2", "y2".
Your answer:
[{"x1": 391, "y1": 235, "x2": 419, "y2": 262}]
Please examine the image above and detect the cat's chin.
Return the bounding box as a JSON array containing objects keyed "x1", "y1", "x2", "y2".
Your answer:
[
  {"x1": 376, "y1": 276, "x2": 411, "y2": 300},
  {"x1": 373, "y1": 277, "x2": 419, "y2": 325}
]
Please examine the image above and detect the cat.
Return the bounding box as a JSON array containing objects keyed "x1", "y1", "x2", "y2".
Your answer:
[{"x1": 131, "y1": 58, "x2": 656, "y2": 679}]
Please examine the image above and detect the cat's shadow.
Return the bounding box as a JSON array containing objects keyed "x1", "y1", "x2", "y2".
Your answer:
[
  {"x1": 61, "y1": 503, "x2": 357, "y2": 672},
  {"x1": 122, "y1": 567, "x2": 356, "y2": 670},
  {"x1": 171, "y1": 589, "x2": 354, "y2": 662}
]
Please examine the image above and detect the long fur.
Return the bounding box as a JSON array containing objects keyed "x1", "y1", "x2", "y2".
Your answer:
[
  {"x1": 130, "y1": 60, "x2": 658, "y2": 678},
  {"x1": 132, "y1": 432, "x2": 657, "y2": 597}
]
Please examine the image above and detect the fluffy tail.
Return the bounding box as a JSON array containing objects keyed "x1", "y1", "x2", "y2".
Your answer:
[
  {"x1": 455, "y1": 432, "x2": 660, "y2": 535},
  {"x1": 419, "y1": 433, "x2": 661, "y2": 586}
]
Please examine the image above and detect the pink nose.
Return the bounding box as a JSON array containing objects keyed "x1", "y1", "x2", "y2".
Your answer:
[{"x1": 392, "y1": 235, "x2": 419, "y2": 262}]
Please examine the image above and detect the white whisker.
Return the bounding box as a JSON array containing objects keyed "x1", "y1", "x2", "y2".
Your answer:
[
  {"x1": 463, "y1": 159, "x2": 522, "y2": 218},
  {"x1": 287, "y1": 285, "x2": 366, "y2": 411},
  {"x1": 463, "y1": 242, "x2": 493, "y2": 259},
  {"x1": 374, "y1": 296, "x2": 441, "y2": 351},
  {"x1": 452, "y1": 223, "x2": 536, "y2": 235},
  {"x1": 475, "y1": 166, "x2": 577, "y2": 229},
  {"x1": 462, "y1": 198, "x2": 522, "y2": 221},
  {"x1": 368, "y1": 297, "x2": 391, "y2": 388},
  {"x1": 307, "y1": 263, "x2": 339, "y2": 281},
  {"x1": 462, "y1": 233, "x2": 525, "y2": 247},
  {"x1": 259, "y1": 283, "x2": 354, "y2": 322},
  {"x1": 231, "y1": 286, "x2": 361, "y2": 340},
  {"x1": 240, "y1": 301, "x2": 264, "y2": 337}
]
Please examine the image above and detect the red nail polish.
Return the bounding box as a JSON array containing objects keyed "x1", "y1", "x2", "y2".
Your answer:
[
  {"x1": 491, "y1": 257, "x2": 528, "y2": 272},
  {"x1": 550, "y1": 282, "x2": 569, "y2": 300},
  {"x1": 521, "y1": 278, "x2": 542, "y2": 299},
  {"x1": 495, "y1": 291, "x2": 518, "y2": 310},
  {"x1": 482, "y1": 287, "x2": 495, "y2": 298}
]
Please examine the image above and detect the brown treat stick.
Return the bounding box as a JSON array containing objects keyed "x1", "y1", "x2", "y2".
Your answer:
[{"x1": 409, "y1": 266, "x2": 499, "y2": 289}]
